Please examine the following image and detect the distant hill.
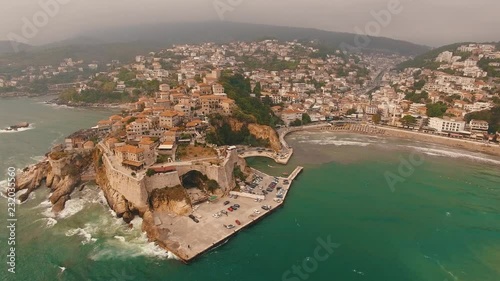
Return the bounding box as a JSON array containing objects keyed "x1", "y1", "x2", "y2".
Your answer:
[
  {"x1": 0, "y1": 41, "x2": 160, "y2": 67},
  {"x1": 397, "y1": 41, "x2": 500, "y2": 70},
  {"x1": 0, "y1": 21, "x2": 430, "y2": 68},
  {"x1": 0, "y1": 41, "x2": 31, "y2": 55},
  {"x1": 396, "y1": 42, "x2": 472, "y2": 70}
]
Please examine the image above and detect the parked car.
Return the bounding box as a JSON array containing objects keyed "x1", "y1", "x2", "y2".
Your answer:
[
  {"x1": 224, "y1": 201, "x2": 230, "y2": 205},
  {"x1": 188, "y1": 214, "x2": 199, "y2": 223}
]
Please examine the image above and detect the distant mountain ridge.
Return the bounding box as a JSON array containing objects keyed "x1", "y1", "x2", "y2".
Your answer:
[
  {"x1": 76, "y1": 21, "x2": 430, "y2": 55},
  {"x1": 0, "y1": 21, "x2": 430, "y2": 67},
  {"x1": 0, "y1": 41, "x2": 31, "y2": 55}
]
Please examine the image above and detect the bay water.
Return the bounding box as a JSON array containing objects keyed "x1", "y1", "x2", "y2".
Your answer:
[{"x1": 1, "y1": 97, "x2": 499, "y2": 281}]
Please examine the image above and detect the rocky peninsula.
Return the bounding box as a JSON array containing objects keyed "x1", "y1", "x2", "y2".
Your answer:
[{"x1": 12, "y1": 127, "x2": 291, "y2": 262}]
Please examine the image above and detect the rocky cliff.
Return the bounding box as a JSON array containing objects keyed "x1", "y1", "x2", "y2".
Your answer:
[
  {"x1": 149, "y1": 185, "x2": 192, "y2": 216},
  {"x1": 248, "y1": 123, "x2": 282, "y2": 152},
  {"x1": 228, "y1": 118, "x2": 282, "y2": 152},
  {"x1": 15, "y1": 150, "x2": 94, "y2": 213}
]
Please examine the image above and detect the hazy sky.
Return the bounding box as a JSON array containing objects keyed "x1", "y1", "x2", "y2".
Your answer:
[{"x1": 1, "y1": 0, "x2": 499, "y2": 47}]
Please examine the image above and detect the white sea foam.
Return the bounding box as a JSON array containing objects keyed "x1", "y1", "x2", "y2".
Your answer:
[
  {"x1": 36, "y1": 217, "x2": 58, "y2": 228},
  {"x1": 0, "y1": 124, "x2": 35, "y2": 134},
  {"x1": 42, "y1": 102, "x2": 74, "y2": 109},
  {"x1": 114, "y1": 236, "x2": 126, "y2": 242},
  {"x1": 405, "y1": 146, "x2": 500, "y2": 165},
  {"x1": 15, "y1": 189, "x2": 35, "y2": 204},
  {"x1": 30, "y1": 155, "x2": 47, "y2": 162},
  {"x1": 299, "y1": 138, "x2": 371, "y2": 147},
  {"x1": 42, "y1": 186, "x2": 101, "y2": 219},
  {"x1": 89, "y1": 232, "x2": 176, "y2": 261},
  {"x1": 36, "y1": 199, "x2": 52, "y2": 209},
  {"x1": 65, "y1": 225, "x2": 97, "y2": 245}
]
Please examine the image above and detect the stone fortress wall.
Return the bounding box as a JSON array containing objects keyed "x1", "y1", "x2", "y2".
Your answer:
[{"x1": 102, "y1": 149, "x2": 246, "y2": 208}]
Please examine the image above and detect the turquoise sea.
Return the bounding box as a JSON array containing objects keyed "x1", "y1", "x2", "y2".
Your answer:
[{"x1": 1, "y1": 97, "x2": 500, "y2": 281}]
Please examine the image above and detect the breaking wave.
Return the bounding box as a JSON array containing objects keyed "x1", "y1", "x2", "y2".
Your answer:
[
  {"x1": 406, "y1": 146, "x2": 500, "y2": 165},
  {"x1": 0, "y1": 124, "x2": 35, "y2": 134}
]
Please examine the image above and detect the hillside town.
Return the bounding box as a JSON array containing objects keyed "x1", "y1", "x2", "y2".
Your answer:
[{"x1": 3, "y1": 41, "x2": 500, "y2": 153}]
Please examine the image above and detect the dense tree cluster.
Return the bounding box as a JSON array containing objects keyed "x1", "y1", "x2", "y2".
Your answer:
[
  {"x1": 220, "y1": 73, "x2": 281, "y2": 127},
  {"x1": 465, "y1": 106, "x2": 500, "y2": 133},
  {"x1": 426, "y1": 102, "x2": 448, "y2": 117},
  {"x1": 205, "y1": 114, "x2": 270, "y2": 148}
]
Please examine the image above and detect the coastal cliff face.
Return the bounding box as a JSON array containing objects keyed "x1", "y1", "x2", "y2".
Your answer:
[
  {"x1": 149, "y1": 185, "x2": 192, "y2": 215},
  {"x1": 248, "y1": 123, "x2": 281, "y2": 152},
  {"x1": 228, "y1": 118, "x2": 282, "y2": 152},
  {"x1": 16, "y1": 161, "x2": 51, "y2": 201},
  {"x1": 15, "y1": 150, "x2": 94, "y2": 213}
]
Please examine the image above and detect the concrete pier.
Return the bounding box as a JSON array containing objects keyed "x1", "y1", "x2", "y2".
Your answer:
[{"x1": 152, "y1": 166, "x2": 304, "y2": 263}]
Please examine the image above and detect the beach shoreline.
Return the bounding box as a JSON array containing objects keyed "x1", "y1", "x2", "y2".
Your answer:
[{"x1": 284, "y1": 123, "x2": 500, "y2": 159}]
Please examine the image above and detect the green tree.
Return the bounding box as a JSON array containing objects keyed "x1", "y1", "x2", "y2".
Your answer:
[
  {"x1": 426, "y1": 102, "x2": 448, "y2": 117},
  {"x1": 290, "y1": 119, "x2": 303, "y2": 127},
  {"x1": 146, "y1": 169, "x2": 156, "y2": 177},
  {"x1": 465, "y1": 106, "x2": 500, "y2": 134},
  {"x1": 207, "y1": 180, "x2": 220, "y2": 192},
  {"x1": 414, "y1": 79, "x2": 426, "y2": 90},
  {"x1": 102, "y1": 81, "x2": 116, "y2": 93},
  {"x1": 262, "y1": 95, "x2": 273, "y2": 106},
  {"x1": 253, "y1": 82, "x2": 262, "y2": 97},
  {"x1": 372, "y1": 113, "x2": 382, "y2": 124},
  {"x1": 302, "y1": 113, "x2": 312, "y2": 124},
  {"x1": 400, "y1": 115, "x2": 417, "y2": 127},
  {"x1": 346, "y1": 108, "x2": 357, "y2": 115}
]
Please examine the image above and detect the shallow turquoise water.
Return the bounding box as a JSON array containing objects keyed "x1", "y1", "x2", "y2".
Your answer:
[{"x1": 1, "y1": 97, "x2": 500, "y2": 281}]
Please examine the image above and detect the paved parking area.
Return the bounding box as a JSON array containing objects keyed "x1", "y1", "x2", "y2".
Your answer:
[{"x1": 152, "y1": 171, "x2": 295, "y2": 261}]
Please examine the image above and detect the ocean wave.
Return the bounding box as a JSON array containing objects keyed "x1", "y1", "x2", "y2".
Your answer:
[
  {"x1": 114, "y1": 235, "x2": 126, "y2": 242},
  {"x1": 65, "y1": 225, "x2": 98, "y2": 245},
  {"x1": 30, "y1": 155, "x2": 47, "y2": 162},
  {"x1": 41, "y1": 102, "x2": 74, "y2": 109},
  {"x1": 15, "y1": 189, "x2": 35, "y2": 204},
  {"x1": 34, "y1": 217, "x2": 58, "y2": 228},
  {"x1": 89, "y1": 232, "x2": 176, "y2": 261},
  {"x1": 35, "y1": 199, "x2": 53, "y2": 209},
  {"x1": 42, "y1": 186, "x2": 102, "y2": 219},
  {"x1": 298, "y1": 138, "x2": 371, "y2": 147},
  {"x1": 405, "y1": 146, "x2": 500, "y2": 165}
]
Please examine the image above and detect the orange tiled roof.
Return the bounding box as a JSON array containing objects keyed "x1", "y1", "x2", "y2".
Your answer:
[
  {"x1": 115, "y1": 145, "x2": 144, "y2": 154},
  {"x1": 160, "y1": 110, "x2": 178, "y2": 117}
]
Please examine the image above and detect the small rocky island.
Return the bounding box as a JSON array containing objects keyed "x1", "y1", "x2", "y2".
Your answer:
[{"x1": 4, "y1": 122, "x2": 30, "y2": 131}]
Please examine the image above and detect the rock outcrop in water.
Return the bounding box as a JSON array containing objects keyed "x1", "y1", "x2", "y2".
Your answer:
[{"x1": 15, "y1": 149, "x2": 95, "y2": 214}]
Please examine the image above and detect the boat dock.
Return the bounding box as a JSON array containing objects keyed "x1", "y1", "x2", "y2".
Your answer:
[{"x1": 152, "y1": 166, "x2": 304, "y2": 263}]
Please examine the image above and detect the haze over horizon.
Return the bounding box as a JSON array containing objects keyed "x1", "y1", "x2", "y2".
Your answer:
[{"x1": 1, "y1": 0, "x2": 499, "y2": 47}]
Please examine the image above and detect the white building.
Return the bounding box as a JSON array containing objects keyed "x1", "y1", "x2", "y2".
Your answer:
[
  {"x1": 436, "y1": 51, "x2": 453, "y2": 63},
  {"x1": 469, "y1": 120, "x2": 489, "y2": 132},
  {"x1": 429, "y1": 117, "x2": 466, "y2": 133},
  {"x1": 281, "y1": 109, "x2": 303, "y2": 126}
]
